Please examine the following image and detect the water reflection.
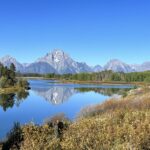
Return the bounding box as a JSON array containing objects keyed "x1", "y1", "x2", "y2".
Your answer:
[
  {"x1": 0, "y1": 94, "x2": 15, "y2": 111},
  {"x1": 0, "y1": 83, "x2": 132, "y2": 110},
  {"x1": 0, "y1": 90, "x2": 29, "y2": 111},
  {"x1": 31, "y1": 86, "x2": 131, "y2": 105},
  {"x1": 32, "y1": 87, "x2": 77, "y2": 105},
  {"x1": 75, "y1": 88, "x2": 131, "y2": 97}
]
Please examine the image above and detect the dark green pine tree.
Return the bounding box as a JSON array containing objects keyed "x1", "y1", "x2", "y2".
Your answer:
[{"x1": 10, "y1": 63, "x2": 16, "y2": 72}]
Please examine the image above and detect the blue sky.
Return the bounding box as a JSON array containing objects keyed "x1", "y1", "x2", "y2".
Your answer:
[{"x1": 0, "y1": 0, "x2": 149, "y2": 66}]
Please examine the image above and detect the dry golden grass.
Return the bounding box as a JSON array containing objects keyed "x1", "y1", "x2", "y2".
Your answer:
[
  {"x1": 61, "y1": 110, "x2": 150, "y2": 150},
  {"x1": 20, "y1": 123, "x2": 60, "y2": 150},
  {"x1": 78, "y1": 86, "x2": 150, "y2": 119}
]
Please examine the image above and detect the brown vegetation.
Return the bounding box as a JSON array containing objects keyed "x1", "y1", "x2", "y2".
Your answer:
[
  {"x1": 62, "y1": 110, "x2": 150, "y2": 150},
  {"x1": 78, "y1": 87, "x2": 150, "y2": 119}
]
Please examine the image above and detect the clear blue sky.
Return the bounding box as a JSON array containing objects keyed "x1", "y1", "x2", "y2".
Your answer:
[{"x1": 0, "y1": 0, "x2": 149, "y2": 66}]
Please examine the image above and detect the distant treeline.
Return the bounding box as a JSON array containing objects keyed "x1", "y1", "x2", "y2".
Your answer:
[
  {"x1": 17, "y1": 73, "x2": 43, "y2": 77},
  {"x1": 45, "y1": 71, "x2": 150, "y2": 82}
]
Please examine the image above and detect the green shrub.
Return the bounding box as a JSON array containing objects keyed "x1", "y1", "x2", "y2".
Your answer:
[
  {"x1": 17, "y1": 79, "x2": 30, "y2": 89},
  {"x1": 2, "y1": 122, "x2": 23, "y2": 149},
  {"x1": 144, "y1": 76, "x2": 150, "y2": 83},
  {"x1": 0, "y1": 76, "x2": 8, "y2": 88}
]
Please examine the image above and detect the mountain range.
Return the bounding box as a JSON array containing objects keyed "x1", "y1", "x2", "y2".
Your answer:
[{"x1": 0, "y1": 49, "x2": 150, "y2": 74}]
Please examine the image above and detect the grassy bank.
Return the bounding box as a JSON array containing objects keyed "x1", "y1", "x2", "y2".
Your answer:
[
  {"x1": 0, "y1": 86, "x2": 23, "y2": 94},
  {"x1": 20, "y1": 75, "x2": 148, "y2": 86},
  {"x1": 1, "y1": 86, "x2": 150, "y2": 149},
  {"x1": 59, "y1": 79, "x2": 145, "y2": 86},
  {"x1": 20, "y1": 77, "x2": 44, "y2": 80},
  {"x1": 0, "y1": 85, "x2": 30, "y2": 95}
]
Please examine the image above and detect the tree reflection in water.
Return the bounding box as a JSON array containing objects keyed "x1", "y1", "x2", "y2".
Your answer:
[
  {"x1": 0, "y1": 90, "x2": 29, "y2": 111},
  {"x1": 75, "y1": 87, "x2": 131, "y2": 97}
]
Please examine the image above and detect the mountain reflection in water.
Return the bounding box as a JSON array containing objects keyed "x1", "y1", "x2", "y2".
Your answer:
[
  {"x1": 31, "y1": 86, "x2": 131, "y2": 105},
  {"x1": 31, "y1": 87, "x2": 77, "y2": 105},
  {"x1": 0, "y1": 84, "x2": 132, "y2": 110}
]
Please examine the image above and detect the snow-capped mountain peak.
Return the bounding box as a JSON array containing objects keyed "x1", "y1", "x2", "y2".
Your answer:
[{"x1": 37, "y1": 49, "x2": 92, "y2": 74}]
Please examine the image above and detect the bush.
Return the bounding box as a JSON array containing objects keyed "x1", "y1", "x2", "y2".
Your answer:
[
  {"x1": 17, "y1": 79, "x2": 30, "y2": 89},
  {"x1": 144, "y1": 76, "x2": 150, "y2": 83},
  {"x1": 2, "y1": 122, "x2": 23, "y2": 149},
  {"x1": 44, "y1": 113, "x2": 71, "y2": 132},
  {"x1": 61, "y1": 110, "x2": 150, "y2": 150},
  {"x1": 0, "y1": 76, "x2": 8, "y2": 88},
  {"x1": 20, "y1": 124, "x2": 60, "y2": 150}
]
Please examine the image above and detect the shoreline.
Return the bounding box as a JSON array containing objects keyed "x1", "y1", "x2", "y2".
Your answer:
[
  {"x1": 20, "y1": 76, "x2": 146, "y2": 86},
  {"x1": 59, "y1": 80, "x2": 140, "y2": 85},
  {"x1": 0, "y1": 86, "x2": 19, "y2": 94}
]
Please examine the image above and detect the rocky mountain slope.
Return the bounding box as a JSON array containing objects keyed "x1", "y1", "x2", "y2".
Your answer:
[
  {"x1": 104, "y1": 59, "x2": 135, "y2": 73},
  {"x1": 36, "y1": 49, "x2": 92, "y2": 74},
  {"x1": 92, "y1": 65, "x2": 103, "y2": 72},
  {"x1": 131, "y1": 62, "x2": 150, "y2": 72}
]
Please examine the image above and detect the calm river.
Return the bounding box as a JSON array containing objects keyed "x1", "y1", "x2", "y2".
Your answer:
[{"x1": 0, "y1": 79, "x2": 134, "y2": 140}]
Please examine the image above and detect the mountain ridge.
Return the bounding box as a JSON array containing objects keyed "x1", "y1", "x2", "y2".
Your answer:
[
  {"x1": 104, "y1": 59, "x2": 135, "y2": 73},
  {"x1": 0, "y1": 49, "x2": 150, "y2": 74}
]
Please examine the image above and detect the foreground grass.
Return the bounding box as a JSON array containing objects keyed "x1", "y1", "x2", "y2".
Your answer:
[
  {"x1": 1, "y1": 86, "x2": 150, "y2": 150},
  {"x1": 62, "y1": 110, "x2": 150, "y2": 150}
]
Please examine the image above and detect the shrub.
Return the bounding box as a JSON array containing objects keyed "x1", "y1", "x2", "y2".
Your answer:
[
  {"x1": 20, "y1": 124, "x2": 60, "y2": 150},
  {"x1": 61, "y1": 110, "x2": 150, "y2": 150},
  {"x1": 2, "y1": 122, "x2": 23, "y2": 149},
  {"x1": 144, "y1": 76, "x2": 150, "y2": 83},
  {"x1": 17, "y1": 79, "x2": 30, "y2": 89},
  {"x1": 0, "y1": 76, "x2": 8, "y2": 88},
  {"x1": 44, "y1": 113, "x2": 71, "y2": 131}
]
